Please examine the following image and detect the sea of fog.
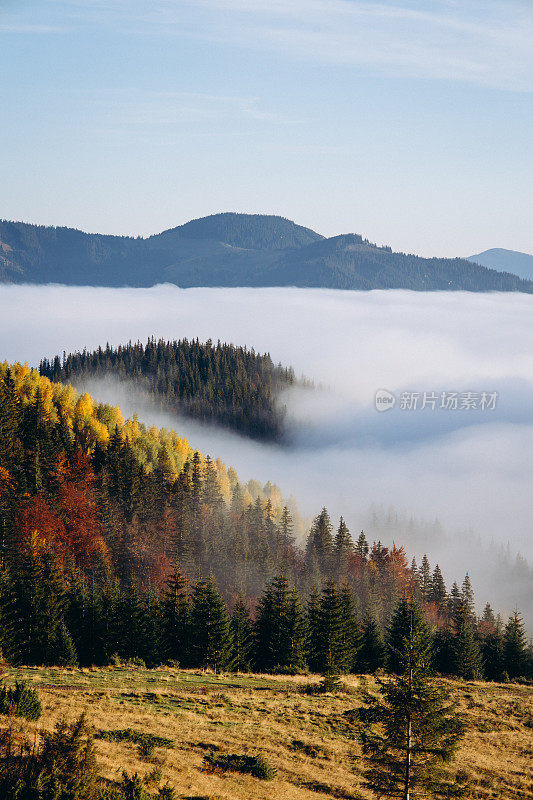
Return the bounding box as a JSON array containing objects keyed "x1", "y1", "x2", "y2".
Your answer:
[{"x1": 1, "y1": 284, "x2": 532, "y2": 618}]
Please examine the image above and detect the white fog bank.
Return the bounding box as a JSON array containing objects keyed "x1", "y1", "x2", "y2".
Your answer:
[{"x1": 1, "y1": 284, "x2": 532, "y2": 617}]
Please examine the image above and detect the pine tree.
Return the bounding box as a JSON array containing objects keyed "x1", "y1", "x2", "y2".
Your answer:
[
  {"x1": 358, "y1": 600, "x2": 465, "y2": 800},
  {"x1": 503, "y1": 609, "x2": 528, "y2": 679},
  {"x1": 189, "y1": 576, "x2": 232, "y2": 672}
]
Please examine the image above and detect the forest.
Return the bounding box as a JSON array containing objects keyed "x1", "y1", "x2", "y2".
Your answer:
[
  {"x1": 0, "y1": 361, "x2": 531, "y2": 681},
  {"x1": 39, "y1": 338, "x2": 295, "y2": 441},
  {"x1": 2, "y1": 213, "x2": 532, "y2": 292}
]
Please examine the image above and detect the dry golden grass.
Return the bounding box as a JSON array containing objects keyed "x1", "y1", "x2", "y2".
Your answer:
[{"x1": 1, "y1": 666, "x2": 532, "y2": 799}]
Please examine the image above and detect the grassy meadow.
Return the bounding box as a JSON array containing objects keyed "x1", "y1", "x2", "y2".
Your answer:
[{"x1": 1, "y1": 665, "x2": 532, "y2": 800}]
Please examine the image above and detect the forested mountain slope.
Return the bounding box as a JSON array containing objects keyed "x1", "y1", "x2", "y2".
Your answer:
[
  {"x1": 0, "y1": 362, "x2": 530, "y2": 679},
  {"x1": 39, "y1": 338, "x2": 295, "y2": 442},
  {"x1": 1, "y1": 212, "x2": 532, "y2": 292}
]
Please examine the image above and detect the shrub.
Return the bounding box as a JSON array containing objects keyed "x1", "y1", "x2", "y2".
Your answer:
[
  {"x1": 95, "y1": 729, "x2": 173, "y2": 751},
  {"x1": 0, "y1": 682, "x2": 42, "y2": 721},
  {"x1": 204, "y1": 752, "x2": 276, "y2": 780},
  {"x1": 0, "y1": 713, "x2": 98, "y2": 799}
]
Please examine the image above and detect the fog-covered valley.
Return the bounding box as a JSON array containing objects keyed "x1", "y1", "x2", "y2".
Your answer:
[{"x1": 2, "y1": 284, "x2": 532, "y2": 618}]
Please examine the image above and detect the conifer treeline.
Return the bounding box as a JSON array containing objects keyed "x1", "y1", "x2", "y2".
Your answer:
[
  {"x1": 39, "y1": 338, "x2": 296, "y2": 441},
  {"x1": 0, "y1": 363, "x2": 531, "y2": 680}
]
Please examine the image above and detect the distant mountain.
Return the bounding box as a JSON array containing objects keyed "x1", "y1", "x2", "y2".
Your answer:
[
  {"x1": 468, "y1": 248, "x2": 533, "y2": 281},
  {"x1": 1, "y1": 212, "x2": 532, "y2": 292}
]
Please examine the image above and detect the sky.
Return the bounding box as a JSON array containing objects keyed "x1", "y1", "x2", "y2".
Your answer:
[
  {"x1": 1, "y1": 284, "x2": 533, "y2": 618},
  {"x1": 0, "y1": 0, "x2": 532, "y2": 257}
]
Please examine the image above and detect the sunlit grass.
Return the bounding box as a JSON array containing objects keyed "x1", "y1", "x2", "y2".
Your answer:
[{"x1": 1, "y1": 666, "x2": 531, "y2": 800}]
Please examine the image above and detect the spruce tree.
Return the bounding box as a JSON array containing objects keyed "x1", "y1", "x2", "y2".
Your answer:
[
  {"x1": 254, "y1": 575, "x2": 307, "y2": 673},
  {"x1": 358, "y1": 612, "x2": 385, "y2": 673},
  {"x1": 230, "y1": 594, "x2": 253, "y2": 672},
  {"x1": 162, "y1": 567, "x2": 190, "y2": 666},
  {"x1": 189, "y1": 576, "x2": 232, "y2": 672},
  {"x1": 451, "y1": 597, "x2": 483, "y2": 680},
  {"x1": 503, "y1": 609, "x2": 528, "y2": 679},
  {"x1": 387, "y1": 597, "x2": 432, "y2": 675},
  {"x1": 358, "y1": 599, "x2": 465, "y2": 800},
  {"x1": 418, "y1": 555, "x2": 431, "y2": 602},
  {"x1": 355, "y1": 531, "x2": 369, "y2": 561},
  {"x1": 305, "y1": 508, "x2": 333, "y2": 575},
  {"x1": 334, "y1": 517, "x2": 354, "y2": 580},
  {"x1": 429, "y1": 565, "x2": 447, "y2": 611},
  {"x1": 308, "y1": 580, "x2": 345, "y2": 676}
]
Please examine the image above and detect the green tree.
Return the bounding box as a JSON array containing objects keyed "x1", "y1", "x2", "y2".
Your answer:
[
  {"x1": 230, "y1": 594, "x2": 253, "y2": 672},
  {"x1": 333, "y1": 517, "x2": 353, "y2": 580},
  {"x1": 387, "y1": 597, "x2": 432, "y2": 675},
  {"x1": 189, "y1": 576, "x2": 232, "y2": 672},
  {"x1": 503, "y1": 609, "x2": 528, "y2": 679},
  {"x1": 162, "y1": 566, "x2": 190, "y2": 666},
  {"x1": 306, "y1": 508, "x2": 334, "y2": 575},
  {"x1": 254, "y1": 575, "x2": 307, "y2": 673},
  {"x1": 358, "y1": 611, "x2": 385, "y2": 673},
  {"x1": 451, "y1": 597, "x2": 483, "y2": 680},
  {"x1": 358, "y1": 600, "x2": 465, "y2": 800}
]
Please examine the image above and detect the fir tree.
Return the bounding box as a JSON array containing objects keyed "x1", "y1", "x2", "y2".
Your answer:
[
  {"x1": 254, "y1": 575, "x2": 307, "y2": 673},
  {"x1": 308, "y1": 580, "x2": 345, "y2": 676},
  {"x1": 162, "y1": 567, "x2": 190, "y2": 666},
  {"x1": 358, "y1": 599, "x2": 465, "y2": 800},
  {"x1": 503, "y1": 609, "x2": 528, "y2": 679},
  {"x1": 306, "y1": 508, "x2": 333, "y2": 575},
  {"x1": 230, "y1": 594, "x2": 253, "y2": 672},
  {"x1": 189, "y1": 576, "x2": 232, "y2": 672},
  {"x1": 334, "y1": 517, "x2": 353, "y2": 580},
  {"x1": 387, "y1": 597, "x2": 432, "y2": 675},
  {"x1": 418, "y1": 555, "x2": 431, "y2": 602},
  {"x1": 451, "y1": 597, "x2": 483, "y2": 680},
  {"x1": 355, "y1": 531, "x2": 369, "y2": 561},
  {"x1": 429, "y1": 564, "x2": 447, "y2": 610},
  {"x1": 358, "y1": 612, "x2": 385, "y2": 673}
]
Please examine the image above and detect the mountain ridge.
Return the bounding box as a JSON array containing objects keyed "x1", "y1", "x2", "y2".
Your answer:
[
  {"x1": 1, "y1": 212, "x2": 532, "y2": 292},
  {"x1": 468, "y1": 247, "x2": 533, "y2": 281}
]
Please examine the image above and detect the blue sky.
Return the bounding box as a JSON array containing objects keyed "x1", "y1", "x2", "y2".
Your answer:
[{"x1": 0, "y1": 0, "x2": 532, "y2": 256}]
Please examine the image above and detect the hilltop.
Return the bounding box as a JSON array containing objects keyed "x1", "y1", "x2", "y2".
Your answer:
[
  {"x1": 1, "y1": 212, "x2": 532, "y2": 292},
  {"x1": 468, "y1": 247, "x2": 533, "y2": 281}
]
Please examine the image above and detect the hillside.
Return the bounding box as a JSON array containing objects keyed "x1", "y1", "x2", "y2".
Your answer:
[
  {"x1": 39, "y1": 338, "x2": 295, "y2": 442},
  {"x1": 468, "y1": 248, "x2": 533, "y2": 281},
  {"x1": 3, "y1": 666, "x2": 533, "y2": 800},
  {"x1": 0, "y1": 362, "x2": 531, "y2": 684},
  {"x1": 1, "y1": 213, "x2": 532, "y2": 292}
]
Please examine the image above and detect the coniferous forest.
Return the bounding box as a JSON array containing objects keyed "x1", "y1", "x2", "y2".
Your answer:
[
  {"x1": 0, "y1": 360, "x2": 531, "y2": 681},
  {"x1": 39, "y1": 338, "x2": 295, "y2": 442}
]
